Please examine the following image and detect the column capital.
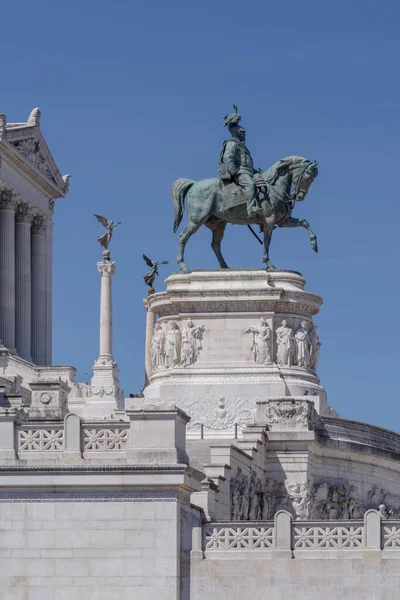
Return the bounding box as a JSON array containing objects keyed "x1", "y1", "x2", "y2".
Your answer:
[
  {"x1": 15, "y1": 203, "x2": 35, "y2": 224},
  {"x1": 97, "y1": 251, "x2": 116, "y2": 276},
  {"x1": 31, "y1": 214, "x2": 47, "y2": 234},
  {"x1": 0, "y1": 189, "x2": 18, "y2": 211}
]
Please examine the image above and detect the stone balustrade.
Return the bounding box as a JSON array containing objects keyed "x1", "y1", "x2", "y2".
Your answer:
[
  {"x1": 13, "y1": 416, "x2": 130, "y2": 458},
  {"x1": 196, "y1": 510, "x2": 399, "y2": 559}
]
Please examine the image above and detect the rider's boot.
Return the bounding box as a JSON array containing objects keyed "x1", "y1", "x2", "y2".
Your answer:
[{"x1": 247, "y1": 203, "x2": 263, "y2": 218}]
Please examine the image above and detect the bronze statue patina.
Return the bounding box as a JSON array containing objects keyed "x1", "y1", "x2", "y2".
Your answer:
[
  {"x1": 143, "y1": 255, "x2": 169, "y2": 291},
  {"x1": 172, "y1": 106, "x2": 319, "y2": 272},
  {"x1": 219, "y1": 105, "x2": 261, "y2": 218},
  {"x1": 94, "y1": 214, "x2": 121, "y2": 250}
]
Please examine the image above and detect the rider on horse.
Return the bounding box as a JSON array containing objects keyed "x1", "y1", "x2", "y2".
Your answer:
[{"x1": 219, "y1": 105, "x2": 263, "y2": 217}]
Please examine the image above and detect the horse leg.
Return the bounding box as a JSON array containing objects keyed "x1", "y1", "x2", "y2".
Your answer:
[
  {"x1": 177, "y1": 219, "x2": 203, "y2": 273},
  {"x1": 279, "y1": 217, "x2": 318, "y2": 252},
  {"x1": 208, "y1": 221, "x2": 229, "y2": 269},
  {"x1": 262, "y1": 218, "x2": 277, "y2": 271}
]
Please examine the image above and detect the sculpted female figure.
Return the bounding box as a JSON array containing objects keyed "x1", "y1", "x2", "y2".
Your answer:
[
  {"x1": 276, "y1": 320, "x2": 294, "y2": 366},
  {"x1": 309, "y1": 325, "x2": 321, "y2": 371},
  {"x1": 245, "y1": 318, "x2": 272, "y2": 366},
  {"x1": 180, "y1": 318, "x2": 205, "y2": 366},
  {"x1": 165, "y1": 321, "x2": 182, "y2": 368},
  {"x1": 151, "y1": 323, "x2": 165, "y2": 371},
  {"x1": 295, "y1": 320, "x2": 310, "y2": 368}
]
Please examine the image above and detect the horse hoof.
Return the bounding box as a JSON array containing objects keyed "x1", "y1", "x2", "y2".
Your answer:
[
  {"x1": 179, "y1": 264, "x2": 191, "y2": 274},
  {"x1": 264, "y1": 262, "x2": 277, "y2": 272}
]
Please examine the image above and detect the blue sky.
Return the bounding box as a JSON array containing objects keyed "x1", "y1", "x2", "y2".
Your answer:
[{"x1": 1, "y1": 0, "x2": 400, "y2": 430}]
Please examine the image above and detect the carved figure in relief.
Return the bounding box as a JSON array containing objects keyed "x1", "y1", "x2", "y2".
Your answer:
[
  {"x1": 180, "y1": 318, "x2": 205, "y2": 366},
  {"x1": 309, "y1": 324, "x2": 321, "y2": 371},
  {"x1": 294, "y1": 320, "x2": 310, "y2": 367},
  {"x1": 276, "y1": 320, "x2": 294, "y2": 366},
  {"x1": 151, "y1": 324, "x2": 165, "y2": 371},
  {"x1": 245, "y1": 318, "x2": 272, "y2": 366},
  {"x1": 214, "y1": 398, "x2": 228, "y2": 429},
  {"x1": 165, "y1": 321, "x2": 182, "y2": 368},
  {"x1": 286, "y1": 481, "x2": 311, "y2": 520}
]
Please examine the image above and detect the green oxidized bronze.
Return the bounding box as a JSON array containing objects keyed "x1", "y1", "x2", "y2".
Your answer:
[
  {"x1": 143, "y1": 255, "x2": 169, "y2": 293},
  {"x1": 172, "y1": 105, "x2": 319, "y2": 272}
]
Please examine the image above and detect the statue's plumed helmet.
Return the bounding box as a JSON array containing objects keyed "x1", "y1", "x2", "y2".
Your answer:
[{"x1": 223, "y1": 104, "x2": 241, "y2": 128}]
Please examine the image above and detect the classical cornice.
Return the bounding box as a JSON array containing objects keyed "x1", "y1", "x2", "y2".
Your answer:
[{"x1": 0, "y1": 108, "x2": 70, "y2": 199}]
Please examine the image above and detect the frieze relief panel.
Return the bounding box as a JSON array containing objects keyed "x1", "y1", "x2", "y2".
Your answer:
[
  {"x1": 145, "y1": 395, "x2": 256, "y2": 432},
  {"x1": 151, "y1": 318, "x2": 206, "y2": 371},
  {"x1": 228, "y1": 474, "x2": 400, "y2": 522},
  {"x1": 265, "y1": 399, "x2": 319, "y2": 431},
  {"x1": 151, "y1": 315, "x2": 320, "y2": 373}
]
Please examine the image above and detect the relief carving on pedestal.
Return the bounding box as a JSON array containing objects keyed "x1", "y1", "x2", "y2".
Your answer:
[
  {"x1": 175, "y1": 395, "x2": 255, "y2": 431},
  {"x1": 276, "y1": 320, "x2": 294, "y2": 366},
  {"x1": 265, "y1": 399, "x2": 318, "y2": 431},
  {"x1": 275, "y1": 318, "x2": 321, "y2": 372},
  {"x1": 165, "y1": 320, "x2": 182, "y2": 368},
  {"x1": 151, "y1": 318, "x2": 206, "y2": 371},
  {"x1": 245, "y1": 318, "x2": 272, "y2": 366},
  {"x1": 151, "y1": 323, "x2": 166, "y2": 371},
  {"x1": 180, "y1": 318, "x2": 205, "y2": 367},
  {"x1": 294, "y1": 320, "x2": 310, "y2": 368}
]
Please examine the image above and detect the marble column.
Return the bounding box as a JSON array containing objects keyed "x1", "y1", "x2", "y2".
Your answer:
[
  {"x1": 0, "y1": 190, "x2": 17, "y2": 352},
  {"x1": 46, "y1": 204, "x2": 54, "y2": 365},
  {"x1": 144, "y1": 306, "x2": 155, "y2": 386},
  {"x1": 15, "y1": 203, "x2": 34, "y2": 362},
  {"x1": 31, "y1": 215, "x2": 47, "y2": 365},
  {"x1": 98, "y1": 250, "x2": 115, "y2": 359},
  {"x1": 84, "y1": 249, "x2": 123, "y2": 419}
]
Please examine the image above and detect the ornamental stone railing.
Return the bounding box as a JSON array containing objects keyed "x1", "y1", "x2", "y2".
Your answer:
[
  {"x1": 14, "y1": 414, "x2": 129, "y2": 457},
  {"x1": 194, "y1": 510, "x2": 400, "y2": 559}
]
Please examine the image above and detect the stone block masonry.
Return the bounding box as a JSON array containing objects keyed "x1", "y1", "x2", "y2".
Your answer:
[{"x1": 0, "y1": 499, "x2": 183, "y2": 600}]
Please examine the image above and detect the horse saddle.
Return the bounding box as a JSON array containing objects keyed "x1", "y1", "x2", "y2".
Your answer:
[{"x1": 219, "y1": 173, "x2": 269, "y2": 212}]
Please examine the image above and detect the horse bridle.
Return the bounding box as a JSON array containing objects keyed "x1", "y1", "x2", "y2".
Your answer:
[{"x1": 291, "y1": 163, "x2": 311, "y2": 201}]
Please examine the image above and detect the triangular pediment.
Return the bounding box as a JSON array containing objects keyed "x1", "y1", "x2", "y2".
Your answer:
[{"x1": 1, "y1": 108, "x2": 69, "y2": 195}]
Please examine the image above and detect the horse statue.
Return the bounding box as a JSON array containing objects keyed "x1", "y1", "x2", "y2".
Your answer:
[{"x1": 172, "y1": 155, "x2": 319, "y2": 272}]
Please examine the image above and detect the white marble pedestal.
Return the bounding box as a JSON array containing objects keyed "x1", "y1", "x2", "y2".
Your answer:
[{"x1": 130, "y1": 270, "x2": 332, "y2": 439}]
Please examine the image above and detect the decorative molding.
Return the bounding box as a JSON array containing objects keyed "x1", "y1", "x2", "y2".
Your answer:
[
  {"x1": 0, "y1": 464, "x2": 189, "y2": 472},
  {"x1": 0, "y1": 490, "x2": 190, "y2": 504},
  {"x1": 152, "y1": 300, "x2": 319, "y2": 318}
]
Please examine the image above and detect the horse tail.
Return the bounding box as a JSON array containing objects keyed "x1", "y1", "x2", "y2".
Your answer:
[{"x1": 172, "y1": 178, "x2": 195, "y2": 233}]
